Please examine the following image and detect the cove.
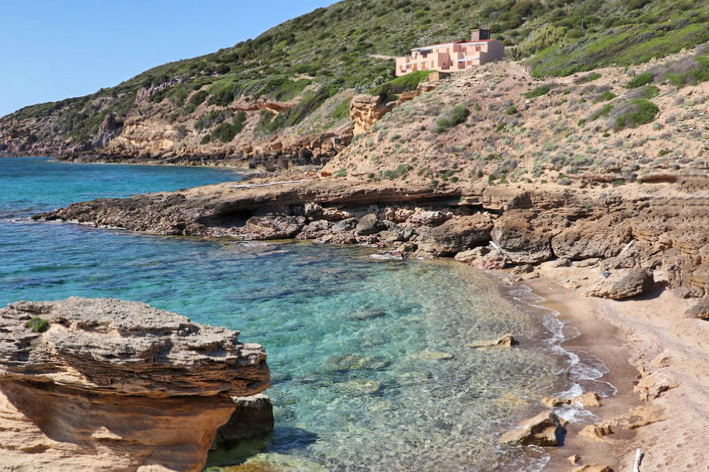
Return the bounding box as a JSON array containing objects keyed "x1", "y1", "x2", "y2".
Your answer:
[{"x1": 0, "y1": 157, "x2": 602, "y2": 471}]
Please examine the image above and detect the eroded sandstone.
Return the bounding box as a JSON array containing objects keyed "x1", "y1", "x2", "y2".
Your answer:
[{"x1": 0, "y1": 297, "x2": 270, "y2": 472}]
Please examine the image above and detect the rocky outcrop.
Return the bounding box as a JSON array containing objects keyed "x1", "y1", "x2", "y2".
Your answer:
[
  {"x1": 416, "y1": 214, "x2": 493, "y2": 256},
  {"x1": 32, "y1": 178, "x2": 709, "y2": 304},
  {"x1": 350, "y1": 95, "x2": 393, "y2": 136},
  {"x1": 499, "y1": 411, "x2": 566, "y2": 446},
  {"x1": 491, "y1": 210, "x2": 565, "y2": 264},
  {"x1": 0, "y1": 297, "x2": 270, "y2": 471},
  {"x1": 587, "y1": 268, "x2": 655, "y2": 300}
]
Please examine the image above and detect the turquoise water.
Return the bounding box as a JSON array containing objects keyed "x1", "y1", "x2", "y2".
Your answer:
[{"x1": 0, "y1": 157, "x2": 603, "y2": 471}]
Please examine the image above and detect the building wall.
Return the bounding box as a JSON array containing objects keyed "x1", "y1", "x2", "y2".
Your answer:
[{"x1": 394, "y1": 38, "x2": 504, "y2": 76}]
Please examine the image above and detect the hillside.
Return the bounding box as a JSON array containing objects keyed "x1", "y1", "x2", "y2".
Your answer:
[
  {"x1": 2, "y1": 0, "x2": 709, "y2": 166},
  {"x1": 326, "y1": 44, "x2": 709, "y2": 188}
]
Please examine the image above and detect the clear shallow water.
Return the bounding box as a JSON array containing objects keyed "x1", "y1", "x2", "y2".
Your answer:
[{"x1": 0, "y1": 157, "x2": 608, "y2": 471}]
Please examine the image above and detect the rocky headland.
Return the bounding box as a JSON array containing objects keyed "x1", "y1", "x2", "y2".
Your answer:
[{"x1": 0, "y1": 297, "x2": 271, "y2": 472}]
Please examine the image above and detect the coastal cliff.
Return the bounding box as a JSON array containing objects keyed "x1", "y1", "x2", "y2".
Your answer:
[
  {"x1": 35, "y1": 177, "x2": 709, "y2": 305},
  {"x1": 0, "y1": 297, "x2": 270, "y2": 472}
]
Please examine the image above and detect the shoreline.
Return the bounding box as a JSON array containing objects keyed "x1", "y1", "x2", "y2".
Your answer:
[
  {"x1": 506, "y1": 264, "x2": 709, "y2": 471},
  {"x1": 517, "y1": 275, "x2": 642, "y2": 471}
]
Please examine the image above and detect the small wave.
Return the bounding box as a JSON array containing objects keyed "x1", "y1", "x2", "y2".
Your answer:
[{"x1": 498, "y1": 279, "x2": 618, "y2": 426}]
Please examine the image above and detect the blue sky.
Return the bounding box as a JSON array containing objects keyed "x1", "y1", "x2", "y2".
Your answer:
[{"x1": 0, "y1": 0, "x2": 336, "y2": 118}]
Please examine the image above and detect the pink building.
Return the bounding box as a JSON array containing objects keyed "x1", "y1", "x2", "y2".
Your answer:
[{"x1": 395, "y1": 30, "x2": 504, "y2": 77}]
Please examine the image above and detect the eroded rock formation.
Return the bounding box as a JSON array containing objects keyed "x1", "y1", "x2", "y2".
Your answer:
[{"x1": 0, "y1": 297, "x2": 270, "y2": 472}]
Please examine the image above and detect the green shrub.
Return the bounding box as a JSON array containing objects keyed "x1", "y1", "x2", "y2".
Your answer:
[
  {"x1": 524, "y1": 85, "x2": 550, "y2": 99},
  {"x1": 614, "y1": 99, "x2": 659, "y2": 129},
  {"x1": 334, "y1": 168, "x2": 347, "y2": 178},
  {"x1": 27, "y1": 317, "x2": 49, "y2": 333},
  {"x1": 580, "y1": 72, "x2": 602, "y2": 83},
  {"x1": 598, "y1": 91, "x2": 616, "y2": 102},
  {"x1": 591, "y1": 103, "x2": 614, "y2": 121},
  {"x1": 666, "y1": 55, "x2": 709, "y2": 87},
  {"x1": 506, "y1": 104, "x2": 518, "y2": 115},
  {"x1": 381, "y1": 164, "x2": 411, "y2": 179},
  {"x1": 211, "y1": 111, "x2": 247, "y2": 143},
  {"x1": 370, "y1": 70, "x2": 434, "y2": 99},
  {"x1": 626, "y1": 72, "x2": 654, "y2": 89},
  {"x1": 639, "y1": 85, "x2": 660, "y2": 99},
  {"x1": 436, "y1": 104, "x2": 470, "y2": 132},
  {"x1": 189, "y1": 90, "x2": 209, "y2": 107},
  {"x1": 331, "y1": 97, "x2": 352, "y2": 120}
]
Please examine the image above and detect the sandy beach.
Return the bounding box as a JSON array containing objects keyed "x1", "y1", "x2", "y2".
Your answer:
[{"x1": 510, "y1": 264, "x2": 709, "y2": 471}]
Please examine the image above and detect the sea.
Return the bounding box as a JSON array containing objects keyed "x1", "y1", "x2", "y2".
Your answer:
[{"x1": 0, "y1": 156, "x2": 615, "y2": 471}]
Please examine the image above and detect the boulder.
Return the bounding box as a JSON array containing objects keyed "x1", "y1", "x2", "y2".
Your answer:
[
  {"x1": 579, "y1": 423, "x2": 613, "y2": 442},
  {"x1": 587, "y1": 268, "x2": 654, "y2": 300},
  {"x1": 416, "y1": 215, "x2": 493, "y2": 256},
  {"x1": 552, "y1": 216, "x2": 632, "y2": 261},
  {"x1": 297, "y1": 220, "x2": 332, "y2": 240},
  {"x1": 454, "y1": 247, "x2": 489, "y2": 263},
  {"x1": 0, "y1": 298, "x2": 269, "y2": 472},
  {"x1": 684, "y1": 297, "x2": 709, "y2": 319},
  {"x1": 572, "y1": 392, "x2": 602, "y2": 407},
  {"x1": 491, "y1": 210, "x2": 565, "y2": 264},
  {"x1": 355, "y1": 213, "x2": 386, "y2": 236},
  {"x1": 408, "y1": 209, "x2": 452, "y2": 226},
  {"x1": 332, "y1": 217, "x2": 358, "y2": 233},
  {"x1": 634, "y1": 371, "x2": 676, "y2": 401},
  {"x1": 245, "y1": 215, "x2": 306, "y2": 239},
  {"x1": 499, "y1": 411, "x2": 566, "y2": 446}
]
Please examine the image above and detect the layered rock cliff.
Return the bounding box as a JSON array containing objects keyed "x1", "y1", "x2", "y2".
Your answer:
[
  {"x1": 0, "y1": 297, "x2": 270, "y2": 472},
  {"x1": 34, "y1": 176, "x2": 709, "y2": 307}
]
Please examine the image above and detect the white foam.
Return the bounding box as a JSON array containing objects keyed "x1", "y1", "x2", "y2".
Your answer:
[{"x1": 496, "y1": 278, "x2": 618, "y2": 425}]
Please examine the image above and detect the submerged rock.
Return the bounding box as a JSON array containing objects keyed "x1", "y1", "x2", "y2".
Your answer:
[
  {"x1": 0, "y1": 297, "x2": 270, "y2": 472},
  {"x1": 467, "y1": 334, "x2": 519, "y2": 349},
  {"x1": 499, "y1": 411, "x2": 567, "y2": 446}
]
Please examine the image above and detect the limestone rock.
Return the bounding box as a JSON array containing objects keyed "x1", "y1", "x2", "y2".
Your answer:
[
  {"x1": 634, "y1": 371, "x2": 676, "y2": 401},
  {"x1": 499, "y1": 411, "x2": 566, "y2": 446},
  {"x1": 552, "y1": 215, "x2": 632, "y2": 261},
  {"x1": 332, "y1": 217, "x2": 358, "y2": 233},
  {"x1": 408, "y1": 209, "x2": 452, "y2": 226},
  {"x1": 416, "y1": 214, "x2": 493, "y2": 256},
  {"x1": 579, "y1": 424, "x2": 613, "y2": 442},
  {"x1": 587, "y1": 268, "x2": 654, "y2": 300},
  {"x1": 573, "y1": 392, "x2": 602, "y2": 407},
  {"x1": 542, "y1": 397, "x2": 571, "y2": 408},
  {"x1": 454, "y1": 247, "x2": 488, "y2": 263},
  {"x1": 0, "y1": 298, "x2": 270, "y2": 472}
]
